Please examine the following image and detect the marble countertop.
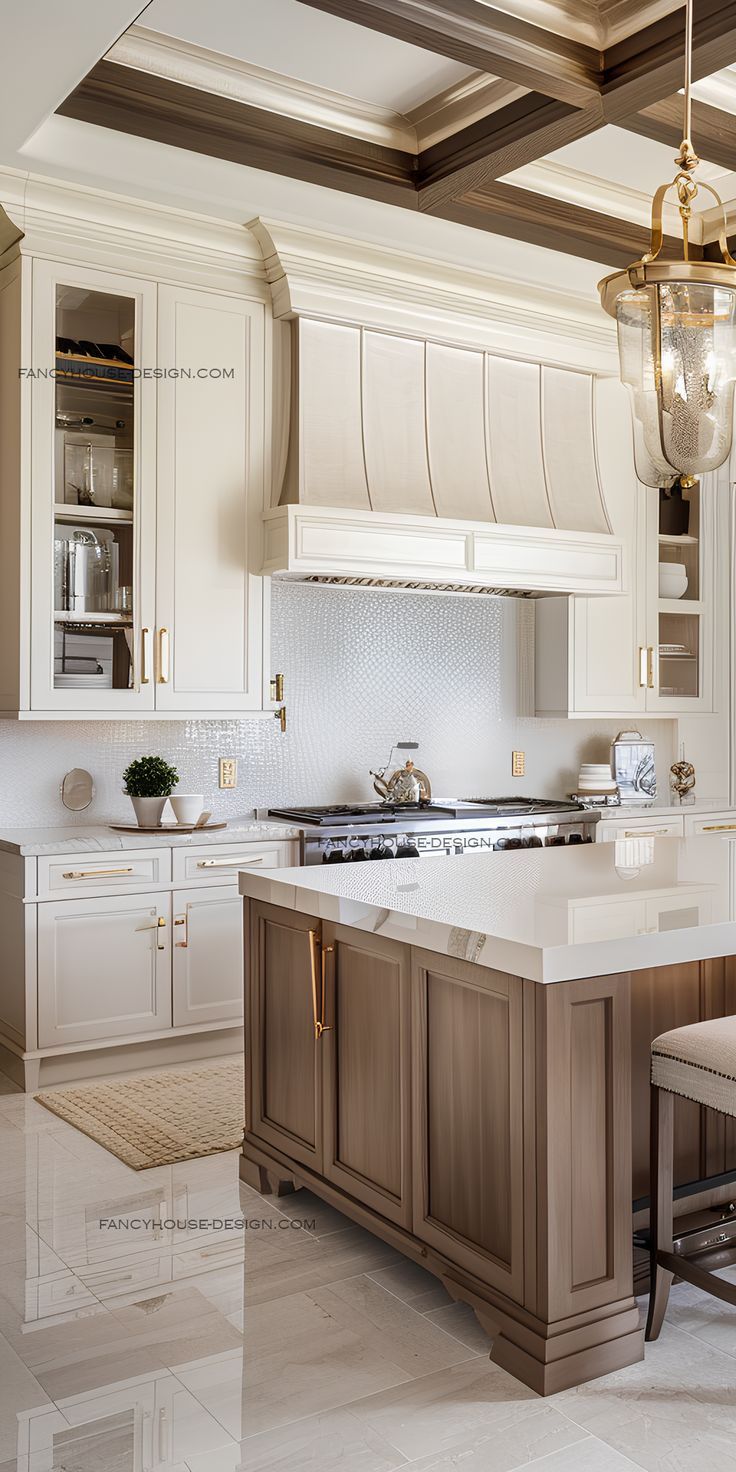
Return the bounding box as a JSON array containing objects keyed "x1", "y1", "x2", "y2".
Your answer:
[
  {"x1": 0, "y1": 818, "x2": 301, "y2": 856},
  {"x1": 588, "y1": 797, "x2": 732, "y2": 819},
  {"x1": 240, "y1": 834, "x2": 736, "y2": 983}
]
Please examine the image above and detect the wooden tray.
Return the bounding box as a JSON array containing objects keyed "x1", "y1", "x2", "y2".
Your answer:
[{"x1": 108, "y1": 820, "x2": 228, "y2": 835}]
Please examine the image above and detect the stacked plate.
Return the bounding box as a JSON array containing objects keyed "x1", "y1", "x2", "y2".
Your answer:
[{"x1": 577, "y1": 762, "x2": 617, "y2": 796}]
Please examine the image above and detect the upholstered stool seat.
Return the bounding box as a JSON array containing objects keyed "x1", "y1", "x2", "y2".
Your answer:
[
  {"x1": 647, "y1": 1014, "x2": 736, "y2": 1342},
  {"x1": 651, "y1": 1015, "x2": 736, "y2": 1117}
]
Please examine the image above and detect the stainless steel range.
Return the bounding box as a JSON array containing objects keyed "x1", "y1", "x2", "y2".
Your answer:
[{"x1": 268, "y1": 798, "x2": 600, "y2": 865}]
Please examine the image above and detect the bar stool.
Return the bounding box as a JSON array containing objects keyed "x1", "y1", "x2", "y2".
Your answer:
[{"x1": 647, "y1": 1015, "x2": 736, "y2": 1340}]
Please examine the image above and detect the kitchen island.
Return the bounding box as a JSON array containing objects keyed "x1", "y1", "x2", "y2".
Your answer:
[{"x1": 239, "y1": 836, "x2": 736, "y2": 1394}]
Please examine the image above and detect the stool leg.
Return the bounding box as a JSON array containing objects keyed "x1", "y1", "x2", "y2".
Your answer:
[{"x1": 646, "y1": 1084, "x2": 674, "y2": 1342}]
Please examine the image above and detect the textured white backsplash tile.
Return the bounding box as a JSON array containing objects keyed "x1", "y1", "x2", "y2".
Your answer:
[{"x1": 0, "y1": 583, "x2": 676, "y2": 826}]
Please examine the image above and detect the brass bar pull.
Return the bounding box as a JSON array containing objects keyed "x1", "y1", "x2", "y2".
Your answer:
[
  {"x1": 308, "y1": 929, "x2": 322, "y2": 1040},
  {"x1": 702, "y1": 823, "x2": 736, "y2": 832},
  {"x1": 274, "y1": 705, "x2": 287, "y2": 733},
  {"x1": 320, "y1": 943, "x2": 334, "y2": 1037},
  {"x1": 138, "y1": 915, "x2": 166, "y2": 949},
  {"x1": 157, "y1": 627, "x2": 170, "y2": 683},
  {"x1": 63, "y1": 867, "x2": 135, "y2": 879},
  {"x1": 174, "y1": 914, "x2": 188, "y2": 947},
  {"x1": 141, "y1": 628, "x2": 150, "y2": 685},
  {"x1": 647, "y1": 646, "x2": 655, "y2": 689},
  {"x1": 638, "y1": 647, "x2": 648, "y2": 688},
  {"x1": 623, "y1": 828, "x2": 671, "y2": 837},
  {"x1": 197, "y1": 856, "x2": 264, "y2": 869},
  {"x1": 270, "y1": 673, "x2": 284, "y2": 702}
]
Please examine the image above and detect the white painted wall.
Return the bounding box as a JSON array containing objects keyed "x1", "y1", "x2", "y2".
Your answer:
[{"x1": 0, "y1": 583, "x2": 681, "y2": 827}]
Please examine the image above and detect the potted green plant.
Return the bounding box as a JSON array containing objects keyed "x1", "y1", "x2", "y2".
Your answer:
[{"x1": 122, "y1": 755, "x2": 179, "y2": 828}]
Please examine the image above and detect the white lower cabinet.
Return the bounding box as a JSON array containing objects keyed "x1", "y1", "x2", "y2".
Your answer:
[
  {"x1": 37, "y1": 892, "x2": 171, "y2": 1048},
  {"x1": 172, "y1": 885, "x2": 242, "y2": 1027},
  {"x1": 683, "y1": 812, "x2": 736, "y2": 836},
  {"x1": 596, "y1": 816, "x2": 685, "y2": 842}
]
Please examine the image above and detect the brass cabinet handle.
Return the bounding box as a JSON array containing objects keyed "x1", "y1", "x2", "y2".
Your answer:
[
  {"x1": 174, "y1": 913, "x2": 188, "y2": 947},
  {"x1": 274, "y1": 705, "x2": 287, "y2": 733},
  {"x1": 308, "y1": 930, "x2": 332, "y2": 1040},
  {"x1": 157, "y1": 627, "x2": 170, "y2": 683},
  {"x1": 141, "y1": 628, "x2": 150, "y2": 685},
  {"x1": 63, "y1": 866, "x2": 135, "y2": 879},
  {"x1": 270, "y1": 673, "x2": 284, "y2": 702},
  {"x1": 702, "y1": 823, "x2": 736, "y2": 832},
  {"x1": 623, "y1": 828, "x2": 672, "y2": 837},
  {"x1": 197, "y1": 856, "x2": 264, "y2": 868},
  {"x1": 138, "y1": 915, "x2": 166, "y2": 949},
  {"x1": 647, "y1": 646, "x2": 655, "y2": 689},
  {"x1": 638, "y1": 646, "x2": 648, "y2": 688}
]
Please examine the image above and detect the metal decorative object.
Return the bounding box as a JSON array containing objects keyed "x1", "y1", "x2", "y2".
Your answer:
[
  {"x1": 370, "y1": 741, "x2": 432, "y2": 803},
  {"x1": 598, "y1": 0, "x2": 736, "y2": 487},
  {"x1": 670, "y1": 759, "x2": 696, "y2": 802}
]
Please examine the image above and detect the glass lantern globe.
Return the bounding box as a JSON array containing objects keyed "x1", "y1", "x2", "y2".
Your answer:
[{"x1": 614, "y1": 279, "x2": 736, "y2": 487}]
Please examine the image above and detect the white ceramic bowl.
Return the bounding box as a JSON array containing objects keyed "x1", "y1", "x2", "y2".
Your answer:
[
  {"x1": 170, "y1": 793, "x2": 205, "y2": 825},
  {"x1": 658, "y1": 561, "x2": 688, "y2": 599}
]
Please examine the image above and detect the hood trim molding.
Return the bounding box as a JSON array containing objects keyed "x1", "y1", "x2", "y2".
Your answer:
[{"x1": 263, "y1": 505, "x2": 624, "y2": 598}]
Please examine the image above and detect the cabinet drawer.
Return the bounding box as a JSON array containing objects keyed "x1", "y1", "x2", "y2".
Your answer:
[
  {"x1": 38, "y1": 849, "x2": 170, "y2": 897},
  {"x1": 684, "y1": 812, "x2": 736, "y2": 836},
  {"x1": 172, "y1": 841, "x2": 294, "y2": 885},
  {"x1": 597, "y1": 817, "x2": 684, "y2": 842}
]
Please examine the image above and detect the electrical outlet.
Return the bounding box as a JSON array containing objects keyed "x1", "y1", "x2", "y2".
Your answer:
[
  {"x1": 512, "y1": 750, "x2": 525, "y2": 778},
  {"x1": 219, "y1": 757, "x2": 237, "y2": 789}
]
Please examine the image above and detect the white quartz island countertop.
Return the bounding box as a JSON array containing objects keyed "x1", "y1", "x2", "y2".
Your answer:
[{"x1": 239, "y1": 834, "x2": 736, "y2": 983}]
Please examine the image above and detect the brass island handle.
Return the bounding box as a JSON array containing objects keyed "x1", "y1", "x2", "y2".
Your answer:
[{"x1": 308, "y1": 931, "x2": 333, "y2": 1039}]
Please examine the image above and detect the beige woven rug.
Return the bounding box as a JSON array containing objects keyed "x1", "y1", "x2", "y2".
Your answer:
[{"x1": 35, "y1": 1058, "x2": 244, "y2": 1169}]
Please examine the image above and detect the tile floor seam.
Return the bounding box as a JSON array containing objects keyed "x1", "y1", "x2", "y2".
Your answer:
[
  {"x1": 304, "y1": 1268, "x2": 481, "y2": 1355},
  {"x1": 548, "y1": 1408, "x2": 649, "y2": 1469}
]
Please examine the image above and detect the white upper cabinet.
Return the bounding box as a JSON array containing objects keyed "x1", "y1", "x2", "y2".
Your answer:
[
  {"x1": 0, "y1": 240, "x2": 273, "y2": 718},
  {"x1": 535, "y1": 377, "x2": 718, "y2": 719},
  {"x1": 155, "y1": 286, "x2": 265, "y2": 711}
]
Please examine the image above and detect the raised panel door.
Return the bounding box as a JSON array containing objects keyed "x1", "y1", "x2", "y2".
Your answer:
[
  {"x1": 37, "y1": 892, "x2": 171, "y2": 1047},
  {"x1": 155, "y1": 286, "x2": 265, "y2": 711},
  {"x1": 411, "y1": 950, "x2": 524, "y2": 1302},
  {"x1": 245, "y1": 899, "x2": 323, "y2": 1172},
  {"x1": 172, "y1": 885, "x2": 243, "y2": 1027},
  {"x1": 322, "y1": 925, "x2": 411, "y2": 1226}
]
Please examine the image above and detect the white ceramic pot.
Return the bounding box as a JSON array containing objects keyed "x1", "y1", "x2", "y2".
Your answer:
[
  {"x1": 658, "y1": 561, "x2": 688, "y2": 599},
  {"x1": 129, "y1": 795, "x2": 167, "y2": 828},
  {"x1": 169, "y1": 793, "x2": 204, "y2": 825}
]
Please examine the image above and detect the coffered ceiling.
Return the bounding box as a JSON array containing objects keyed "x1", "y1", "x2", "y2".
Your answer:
[{"x1": 53, "y1": 0, "x2": 736, "y2": 269}]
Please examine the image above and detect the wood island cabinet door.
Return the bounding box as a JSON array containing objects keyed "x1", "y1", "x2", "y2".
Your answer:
[
  {"x1": 245, "y1": 900, "x2": 323, "y2": 1172},
  {"x1": 411, "y1": 950, "x2": 524, "y2": 1302},
  {"x1": 322, "y1": 925, "x2": 411, "y2": 1227}
]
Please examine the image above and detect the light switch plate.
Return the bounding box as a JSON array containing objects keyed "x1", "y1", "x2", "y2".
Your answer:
[
  {"x1": 219, "y1": 757, "x2": 237, "y2": 789},
  {"x1": 512, "y1": 750, "x2": 525, "y2": 778}
]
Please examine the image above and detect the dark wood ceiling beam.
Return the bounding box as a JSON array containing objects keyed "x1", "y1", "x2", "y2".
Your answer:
[
  {"x1": 621, "y1": 94, "x2": 736, "y2": 175},
  {"x1": 417, "y1": 93, "x2": 603, "y2": 210},
  {"x1": 56, "y1": 60, "x2": 418, "y2": 206},
  {"x1": 295, "y1": 0, "x2": 602, "y2": 107},
  {"x1": 435, "y1": 179, "x2": 668, "y2": 267},
  {"x1": 601, "y1": 0, "x2": 736, "y2": 121}
]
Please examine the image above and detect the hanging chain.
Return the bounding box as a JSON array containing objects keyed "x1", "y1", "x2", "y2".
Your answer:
[{"x1": 675, "y1": 0, "x2": 699, "y2": 173}]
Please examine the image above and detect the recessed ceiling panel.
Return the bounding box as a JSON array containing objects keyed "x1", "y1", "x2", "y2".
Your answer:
[{"x1": 140, "y1": 0, "x2": 474, "y2": 111}]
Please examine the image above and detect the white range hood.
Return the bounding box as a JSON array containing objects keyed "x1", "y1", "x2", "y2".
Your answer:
[{"x1": 251, "y1": 219, "x2": 625, "y2": 598}]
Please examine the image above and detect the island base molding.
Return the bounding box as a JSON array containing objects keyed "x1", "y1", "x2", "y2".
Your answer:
[{"x1": 240, "y1": 1136, "x2": 643, "y2": 1394}]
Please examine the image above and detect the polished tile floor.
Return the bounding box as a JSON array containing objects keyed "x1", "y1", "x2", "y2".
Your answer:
[{"x1": 1, "y1": 1062, "x2": 736, "y2": 1471}]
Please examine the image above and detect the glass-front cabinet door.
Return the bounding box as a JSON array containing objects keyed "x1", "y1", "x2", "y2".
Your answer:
[
  {"x1": 31, "y1": 260, "x2": 156, "y2": 711},
  {"x1": 645, "y1": 476, "x2": 713, "y2": 712}
]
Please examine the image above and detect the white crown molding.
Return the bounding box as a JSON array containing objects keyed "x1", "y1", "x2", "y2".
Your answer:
[
  {"x1": 107, "y1": 25, "x2": 525, "y2": 157},
  {"x1": 107, "y1": 24, "x2": 419, "y2": 152},
  {"x1": 248, "y1": 217, "x2": 618, "y2": 373},
  {"x1": 504, "y1": 158, "x2": 696, "y2": 240},
  {"x1": 408, "y1": 74, "x2": 528, "y2": 151},
  {"x1": 0, "y1": 165, "x2": 266, "y2": 292},
  {"x1": 692, "y1": 67, "x2": 736, "y2": 115},
  {"x1": 492, "y1": 0, "x2": 679, "y2": 47}
]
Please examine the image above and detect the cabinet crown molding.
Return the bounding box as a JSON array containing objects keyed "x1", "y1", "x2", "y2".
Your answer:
[
  {"x1": 248, "y1": 216, "x2": 618, "y2": 372},
  {"x1": 0, "y1": 167, "x2": 265, "y2": 292}
]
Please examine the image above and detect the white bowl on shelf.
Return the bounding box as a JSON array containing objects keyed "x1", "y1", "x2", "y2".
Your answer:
[
  {"x1": 658, "y1": 561, "x2": 688, "y2": 599},
  {"x1": 577, "y1": 763, "x2": 616, "y2": 793}
]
